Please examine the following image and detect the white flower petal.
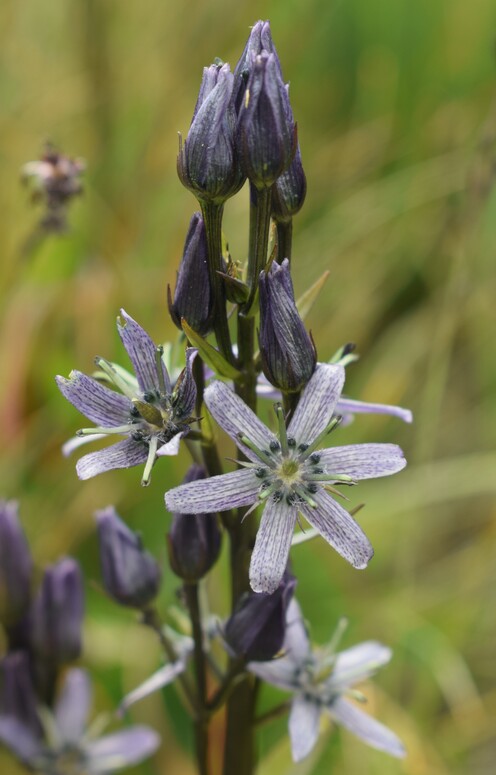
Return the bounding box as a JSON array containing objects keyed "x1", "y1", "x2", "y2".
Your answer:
[
  {"x1": 289, "y1": 694, "x2": 321, "y2": 762},
  {"x1": 204, "y1": 380, "x2": 278, "y2": 462},
  {"x1": 319, "y1": 443, "x2": 406, "y2": 479},
  {"x1": 248, "y1": 655, "x2": 299, "y2": 690},
  {"x1": 54, "y1": 669, "x2": 91, "y2": 744},
  {"x1": 62, "y1": 433, "x2": 106, "y2": 457},
  {"x1": 288, "y1": 364, "x2": 345, "y2": 446},
  {"x1": 336, "y1": 397, "x2": 412, "y2": 424},
  {"x1": 86, "y1": 726, "x2": 160, "y2": 771},
  {"x1": 331, "y1": 642, "x2": 392, "y2": 691},
  {"x1": 249, "y1": 498, "x2": 297, "y2": 593},
  {"x1": 299, "y1": 489, "x2": 373, "y2": 570},
  {"x1": 330, "y1": 697, "x2": 406, "y2": 758},
  {"x1": 119, "y1": 660, "x2": 187, "y2": 714},
  {"x1": 118, "y1": 309, "x2": 171, "y2": 395},
  {"x1": 165, "y1": 468, "x2": 259, "y2": 514},
  {"x1": 156, "y1": 432, "x2": 183, "y2": 457},
  {"x1": 76, "y1": 438, "x2": 148, "y2": 480},
  {"x1": 284, "y1": 599, "x2": 311, "y2": 662}
]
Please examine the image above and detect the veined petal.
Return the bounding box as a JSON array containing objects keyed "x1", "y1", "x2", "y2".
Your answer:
[
  {"x1": 284, "y1": 599, "x2": 311, "y2": 662},
  {"x1": 299, "y1": 489, "x2": 373, "y2": 570},
  {"x1": 330, "y1": 642, "x2": 392, "y2": 691},
  {"x1": 117, "y1": 310, "x2": 171, "y2": 395},
  {"x1": 76, "y1": 438, "x2": 148, "y2": 480},
  {"x1": 173, "y1": 348, "x2": 197, "y2": 419},
  {"x1": 249, "y1": 499, "x2": 297, "y2": 593},
  {"x1": 289, "y1": 694, "x2": 321, "y2": 762},
  {"x1": 204, "y1": 380, "x2": 278, "y2": 462},
  {"x1": 54, "y1": 669, "x2": 91, "y2": 744},
  {"x1": 319, "y1": 444, "x2": 406, "y2": 480},
  {"x1": 288, "y1": 364, "x2": 345, "y2": 446},
  {"x1": 56, "y1": 372, "x2": 130, "y2": 426},
  {"x1": 329, "y1": 697, "x2": 405, "y2": 758},
  {"x1": 0, "y1": 718, "x2": 41, "y2": 764},
  {"x1": 336, "y1": 397, "x2": 412, "y2": 424},
  {"x1": 165, "y1": 468, "x2": 259, "y2": 513},
  {"x1": 248, "y1": 654, "x2": 299, "y2": 690},
  {"x1": 87, "y1": 726, "x2": 160, "y2": 771}
]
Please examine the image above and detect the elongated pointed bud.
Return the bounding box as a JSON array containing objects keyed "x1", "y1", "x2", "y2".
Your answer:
[
  {"x1": 232, "y1": 20, "x2": 283, "y2": 113},
  {"x1": 30, "y1": 558, "x2": 84, "y2": 665},
  {"x1": 0, "y1": 501, "x2": 32, "y2": 628},
  {"x1": 96, "y1": 507, "x2": 161, "y2": 609},
  {"x1": 0, "y1": 652, "x2": 43, "y2": 748},
  {"x1": 237, "y1": 50, "x2": 296, "y2": 189},
  {"x1": 178, "y1": 63, "x2": 245, "y2": 205},
  {"x1": 224, "y1": 574, "x2": 296, "y2": 661},
  {"x1": 272, "y1": 143, "x2": 307, "y2": 223},
  {"x1": 167, "y1": 465, "x2": 222, "y2": 583},
  {"x1": 259, "y1": 259, "x2": 316, "y2": 392},
  {"x1": 168, "y1": 213, "x2": 213, "y2": 336}
]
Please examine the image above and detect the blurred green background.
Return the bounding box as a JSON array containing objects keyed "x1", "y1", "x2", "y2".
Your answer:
[{"x1": 1, "y1": 0, "x2": 495, "y2": 773}]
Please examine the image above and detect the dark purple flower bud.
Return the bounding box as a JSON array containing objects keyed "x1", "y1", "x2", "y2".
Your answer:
[
  {"x1": 258, "y1": 259, "x2": 317, "y2": 392},
  {"x1": 167, "y1": 465, "x2": 222, "y2": 583},
  {"x1": 0, "y1": 652, "x2": 43, "y2": 762},
  {"x1": 168, "y1": 213, "x2": 213, "y2": 336},
  {"x1": 178, "y1": 63, "x2": 245, "y2": 205},
  {"x1": 232, "y1": 20, "x2": 283, "y2": 113},
  {"x1": 237, "y1": 50, "x2": 296, "y2": 189},
  {"x1": 0, "y1": 501, "x2": 32, "y2": 628},
  {"x1": 96, "y1": 507, "x2": 161, "y2": 609},
  {"x1": 30, "y1": 558, "x2": 84, "y2": 665},
  {"x1": 224, "y1": 574, "x2": 296, "y2": 661},
  {"x1": 271, "y1": 143, "x2": 307, "y2": 224}
]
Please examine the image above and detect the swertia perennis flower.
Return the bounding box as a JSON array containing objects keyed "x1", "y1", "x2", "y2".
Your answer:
[
  {"x1": 250, "y1": 600, "x2": 405, "y2": 762},
  {"x1": 57, "y1": 310, "x2": 197, "y2": 486},
  {"x1": 165, "y1": 363, "x2": 406, "y2": 593}
]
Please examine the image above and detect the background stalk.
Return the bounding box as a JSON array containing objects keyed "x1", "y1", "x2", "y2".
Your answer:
[
  {"x1": 184, "y1": 582, "x2": 210, "y2": 775},
  {"x1": 276, "y1": 219, "x2": 293, "y2": 264},
  {"x1": 244, "y1": 183, "x2": 273, "y2": 313}
]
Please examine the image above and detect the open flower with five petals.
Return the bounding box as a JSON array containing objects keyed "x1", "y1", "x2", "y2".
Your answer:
[
  {"x1": 165, "y1": 363, "x2": 406, "y2": 593},
  {"x1": 249, "y1": 600, "x2": 405, "y2": 762},
  {"x1": 57, "y1": 310, "x2": 197, "y2": 485}
]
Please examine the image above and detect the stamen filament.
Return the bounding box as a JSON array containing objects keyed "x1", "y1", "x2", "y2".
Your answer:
[
  {"x1": 293, "y1": 485, "x2": 317, "y2": 508},
  {"x1": 76, "y1": 424, "x2": 137, "y2": 436},
  {"x1": 237, "y1": 433, "x2": 275, "y2": 467},
  {"x1": 274, "y1": 403, "x2": 289, "y2": 456},
  {"x1": 303, "y1": 473, "x2": 354, "y2": 483},
  {"x1": 298, "y1": 416, "x2": 342, "y2": 461},
  {"x1": 155, "y1": 345, "x2": 167, "y2": 396},
  {"x1": 95, "y1": 358, "x2": 135, "y2": 399},
  {"x1": 141, "y1": 436, "x2": 158, "y2": 487}
]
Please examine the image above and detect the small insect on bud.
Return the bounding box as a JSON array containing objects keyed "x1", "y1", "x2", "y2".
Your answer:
[
  {"x1": 259, "y1": 259, "x2": 317, "y2": 393},
  {"x1": 96, "y1": 507, "x2": 162, "y2": 609},
  {"x1": 167, "y1": 465, "x2": 222, "y2": 583},
  {"x1": 224, "y1": 573, "x2": 296, "y2": 662}
]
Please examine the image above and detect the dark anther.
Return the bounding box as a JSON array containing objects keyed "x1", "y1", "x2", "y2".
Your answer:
[
  {"x1": 255, "y1": 467, "x2": 268, "y2": 479},
  {"x1": 130, "y1": 405, "x2": 140, "y2": 418},
  {"x1": 298, "y1": 443, "x2": 309, "y2": 452},
  {"x1": 131, "y1": 431, "x2": 145, "y2": 442},
  {"x1": 286, "y1": 493, "x2": 297, "y2": 505},
  {"x1": 269, "y1": 440, "x2": 281, "y2": 452},
  {"x1": 309, "y1": 453, "x2": 320, "y2": 464},
  {"x1": 306, "y1": 483, "x2": 318, "y2": 494},
  {"x1": 287, "y1": 437, "x2": 296, "y2": 448},
  {"x1": 312, "y1": 467, "x2": 324, "y2": 475},
  {"x1": 143, "y1": 391, "x2": 157, "y2": 403},
  {"x1": 273, "y1": 490, "x2": 283, "y2": 502}
]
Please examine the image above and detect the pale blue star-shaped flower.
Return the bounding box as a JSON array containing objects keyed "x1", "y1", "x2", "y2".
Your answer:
[
  {"x1": 165, "y1": 363, "x2": 406, "y2": 593},
  {"x1": 250, "y1": 600, "x2": 405, "y2": 762},
  {"x1": 57, "y1": 310, "x2": 197, "y2": 485}
]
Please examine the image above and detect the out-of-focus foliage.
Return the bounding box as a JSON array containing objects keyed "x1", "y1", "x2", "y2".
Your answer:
[{"x1": 1, "y1": 1, "x2": 495, "y2": 773}]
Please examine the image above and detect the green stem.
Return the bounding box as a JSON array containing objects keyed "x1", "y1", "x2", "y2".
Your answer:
[
  {"x1": 244, "y1": 183, "x2": 273, "y2": 314},
  {"x1": 282, "y1": 389, "x2": 301, "y2": 422},
  {"x1": 200, "y1": 201, "x2": 235, "y2": 365},
  {"x1": 276, "y1": 219, "x2": 293, "y2": 264},
  {"x1": 184, "y1": 583, "x2": 210, "y2": 775}
]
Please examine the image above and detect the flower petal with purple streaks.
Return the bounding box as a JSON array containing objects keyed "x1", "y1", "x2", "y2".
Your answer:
[
  {"x1": 319, "y1": 444, "x2": 406, "y2": 480},
  {"x1": 288, "y1": 364, "x2": 345, "y2": 445},
  {"x1": 249, "y1": 498, "x2": 298, "y2": 593},
  {"x1": 76, "y1": 438, "x2": 148, "y2": 480},
  {"x1": 56, "y1": 372, "x2": 130, "y2": 426},
  {"x1": 173, "y1": 348, "x2": 197, "y2": 419},
  {"x1": 165, "y1": 468, "x2": 259, "y2": 513},
  {"x1": 87, "y1": 726, "x2": 160, "y2": 771},
  {"x1": 336, "y1": 397, "x2": 412, "y2": 424},
  {"x1": 299, "y1": 489, "x2": 373, "y2": 570},
  {"x1": 117, "y1": 309, "x2": 170, "y2": 394}
]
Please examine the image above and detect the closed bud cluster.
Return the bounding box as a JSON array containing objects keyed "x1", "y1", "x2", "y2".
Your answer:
[
  {"x1": 177, "y1": 63, "x2": 245, "y2": 205},
  {"x1": 96, "y1": 507, "x2": 161, "y2": 609},
  {"x1": 259, "y1": 259, "x2": 317, "y2": 392},
  {"x1": 271, "y1": 143, "x2": 307, "y2": 224},
  {"x1": 168, "y1": 465, "x2": 222, "y2": 583},
  {"x1": 30, "y1": 558, "x2": 84, "y2": 665},
  {"x1": 237, "y1": 50, "x2": 296, "y2": 189},
  {"x1": 224, "y1": 574, "x2": 296, "y2": 661},
  {"x1": 168, "y1": 212, "x2": 213, "y2": 336},
  {"x1": 0, "y1": 501, "x2": 32, "y2": 628},
  {"x1": 232, "y1": 20, "x2": 282, "y2": 113}
]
